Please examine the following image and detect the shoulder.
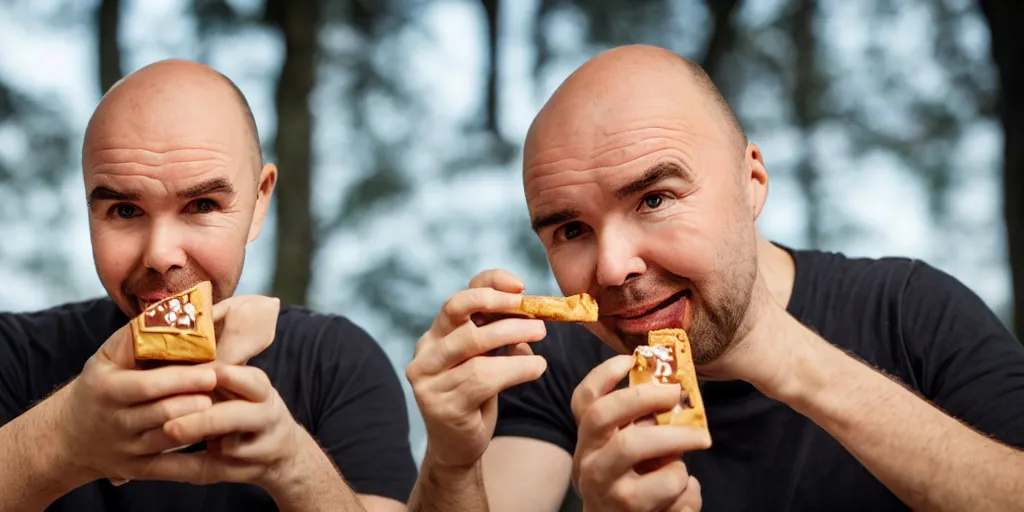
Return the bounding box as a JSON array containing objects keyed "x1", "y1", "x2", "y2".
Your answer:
[
  {"x1": 0, "y1": 297, "x2": 121, "y2": 349},
  {"x1": 272, "y1": 305, "x2": 386, "y2": 358},
  {"x1": 791, "y1": 247, "x2": 921, "y2": 293},
  {"x1": 266, "y1": 306, "x2": 398, "y2": 389}
]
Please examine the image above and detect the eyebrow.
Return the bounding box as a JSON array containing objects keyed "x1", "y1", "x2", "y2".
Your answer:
[
  {"x1": 178, "y1": 177, "x2": 235, "y2": 199},
  {"x1": 531, "y1": 207, "x2": 580, "y2": 233},
  {"x1": 614, "y1": 161, "x2": 694, "y2": 199},
  {"x1": 88, "y1": 186, "x2": 139, "y2": 205},
  {"x1": 87, "y1": 177, "x2": 236, "y2": 206}
]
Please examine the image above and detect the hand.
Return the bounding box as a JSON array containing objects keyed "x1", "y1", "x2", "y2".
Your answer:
[
  {"x1": 131, "y1": 363, "x2": 312, "y2": 493},
  {"x1": 406, "y1": 269, "x2": 548, "y2": 471},
  {"x1": 54, "y1": 293, "x2": 281, "y2": 484},
  {"x1": 571, "y1": 356, "x2": 709, "y2": 512},
  {"x1": 55, "y1": 324, "x2": 219, "y2": 483},
  {"x1": 694, "y1": 274, "x2": 805, "y2": 401}
]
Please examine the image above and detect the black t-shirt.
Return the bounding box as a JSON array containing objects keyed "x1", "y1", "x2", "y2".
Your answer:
[
  {"x1": 495, "y1": 247, "x2": 1024, "y2": 511},
  {"x1": 0, "y1": 298, "x2": 417, "y2": 511}
]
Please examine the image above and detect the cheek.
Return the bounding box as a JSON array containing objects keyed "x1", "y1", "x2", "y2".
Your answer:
[
  {"x1": 184, "y1": 230, "x2": 246, "y2": 277},
  {"x1": 643, "y1": 212, "x2": 720, "y2": 279},
  {"x1": 546, "y1": 241, "x2": 598, "y2": 295},
  {"x1": 91, "y1": 225, "x2": 143, "y2": 290}
]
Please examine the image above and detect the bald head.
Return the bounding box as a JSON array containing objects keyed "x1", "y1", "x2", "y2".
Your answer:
[
  {"x1": 82, "y1": 59, "x2": 279, "y2": 318},
  {"x1": 519, "y1": 45, "x2": 769, "y2": 362},
  {"x1": 525, "y1": 45, "x2": 745, "y2": 172},
  {"x1": 84, "y1": 59, "x2": 262, "y2": 175}
]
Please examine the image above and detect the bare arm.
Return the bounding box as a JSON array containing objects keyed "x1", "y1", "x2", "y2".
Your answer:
[
  {"x1": 482, "y1": 437, "x2": 573, "y2": 512},
  {"x1": 356, "y1": 494, "x2": 408, "y2": 512},
  {"x1": 777, "y1": 314, "x2": 1024, "y2": 511},
  {"x1": 0, "y1": 384, "x2": 95, "y2": 510},
  {"x1": 260, "y1": 430, "x2": 368, "y2": 512},
  {"x1": 408, "y1": 453, "x2": 490, "y2": 512}
]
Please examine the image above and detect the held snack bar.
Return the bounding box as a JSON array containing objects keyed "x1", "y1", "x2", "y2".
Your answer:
[
  {"x1": 629, "y1": 328, "x2": 708, "y2": 432},
  {"x1": 518, "y1": 293, "x2": 599, "y2": 322},
  {"x1": 131, "y1": 281, "x2": 216, "y2": 363}
]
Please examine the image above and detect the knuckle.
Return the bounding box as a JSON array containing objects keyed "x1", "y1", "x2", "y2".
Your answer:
[
  {"x1": 608, "y1": 480, "x2": 636, "y2": 510},
  {"x1": 252, "y1": 367, "x2": 271, "y2": 387},
  {"x1": 440, "y1": 292, "x2": 462, "y2": 319},
  {"x1": 570, "y1": 385, "x2": 592, "y2": 419},
  {"x1": 111, "y1": 408, "x2": 132, "y2": 432}
]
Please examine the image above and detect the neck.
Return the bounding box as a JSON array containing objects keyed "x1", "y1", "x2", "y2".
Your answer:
[{"x1": 755, "y1": 234, "x2": 796, "y2": 309}]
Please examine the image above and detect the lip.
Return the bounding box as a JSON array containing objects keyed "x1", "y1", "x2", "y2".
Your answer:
[{"x1": 606, "y1": 290, "x2": 692, "y2": 335}]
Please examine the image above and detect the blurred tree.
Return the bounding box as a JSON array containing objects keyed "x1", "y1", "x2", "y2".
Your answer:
[
  {"x1": 265, "y1": 0, "x2": 320, "y2": 307},
  {"x1": 96, "y1": 0, "x2": 122, "y2": 94},
  {"x1": 978, "y1": 0, "x2": 1024, "y2": 337},
  {"x1": 0, "y1": 82, "x2": 77, "y2": 302}
]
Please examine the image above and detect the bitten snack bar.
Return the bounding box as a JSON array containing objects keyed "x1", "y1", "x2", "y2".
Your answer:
[
  {"x1": 518, "y1": 293, "x2": 599, "y2": 322},
  {"x1": 629, "y1": 328, "x2": 708, "y2": 432},
  {"x1": 131, "y1": 281, "x2": 216, "y2": 363}
]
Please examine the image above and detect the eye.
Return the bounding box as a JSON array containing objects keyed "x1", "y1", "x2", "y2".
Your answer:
[
  {"x1": 188, "y1": 198, "x2": 219, "y2": 214},
  {"x1": 639, "y1": 193, "x2": 668, "y2": 211},
  {"x1": 112, "y1": 203, "x2": 140, "y2": 219},
  {"x1": 557, "y1": 221, "x2": 587, "y2": 241}
]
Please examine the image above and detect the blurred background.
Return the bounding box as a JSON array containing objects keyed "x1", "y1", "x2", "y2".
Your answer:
[{"x1": 1, "y1": 0, "x2": 1021, "y2": 507}]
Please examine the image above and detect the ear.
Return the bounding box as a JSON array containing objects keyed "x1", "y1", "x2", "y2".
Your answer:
[
  {"x1": 247, "y1": 163, "x2": 277, "y2": 243},
  {"x1": 745, "y1": 143, "x2": 769, "y2": 220}
]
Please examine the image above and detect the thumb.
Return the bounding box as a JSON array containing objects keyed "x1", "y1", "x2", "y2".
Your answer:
[
  {"x1": 97, "y1": 322, "x2": 138, "y2": 369},
  {"x1": 212, "y1": 295, "x2": 281, "y2": 365}
]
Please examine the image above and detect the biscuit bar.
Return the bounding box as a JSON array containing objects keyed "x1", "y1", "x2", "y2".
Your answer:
[
  {"x1": 131, "y1": 281, "x2": 216, "y2": 363},
  {"x1": 629, "y1": 329, "x2": 707, "y2": 431},
  {"x1": 518, "y1": 293, "x2": 598, "y2": 322}
]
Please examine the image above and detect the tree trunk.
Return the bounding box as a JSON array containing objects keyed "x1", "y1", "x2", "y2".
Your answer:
[
  {"x1": 266, "y1": 0, "x2": 319, "y2": 306},
  {"x1": 700, "y1": 0, "x2": 741, "y2": 81},
  {"x1": 481, "y1": 0, "x2": 500, "y2": 136},
  {"x1": 97, "y1": 0, "x2": 123, "y2": 94},
  {"x1": 790, "y1": 0, "x2": 824, "y2": 249},
  {"x1": 978, "y1": 0, "x2": 1024, "y2": 337}
]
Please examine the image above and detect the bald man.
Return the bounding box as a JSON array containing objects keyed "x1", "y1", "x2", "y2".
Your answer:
[
  {"x1": 405, "y1": 45, "x2": 1024, "y2": 511},
  {"x1": 0, "y1": 60, "x2": 416, "y2": 511}
]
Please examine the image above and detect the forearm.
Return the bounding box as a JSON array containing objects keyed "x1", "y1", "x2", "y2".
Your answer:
[
  {"x1": 266, "y1": 432, "x2": 365, "y2": 512},
  {"x1": 778, "y1": 317, "x2": 1023, "y2": 511},
  {"x1": 408, "y1": 451, "x2": 489, "y2": 512},
  {"x1": 0, "y1": 384, "x2": 95, "y2": 510}
]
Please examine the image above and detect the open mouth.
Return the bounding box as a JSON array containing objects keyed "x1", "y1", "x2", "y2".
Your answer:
[{"x1": 619, "y1": 289, "x2": 691, "y2": 319}]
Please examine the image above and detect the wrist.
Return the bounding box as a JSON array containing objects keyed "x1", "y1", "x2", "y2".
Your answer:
[
  {"x1": 745, "y1": 307, "x2": 829, "y2": 406},
  {"x1": 18, "y1": 381, "x2": 98, "y2": 500},
  {"x1": 422, "y1": 446, "x2": 483, "y2": 485},
  {"x1": 259, "y1": 425, "x2": 335, "y2": 497}
]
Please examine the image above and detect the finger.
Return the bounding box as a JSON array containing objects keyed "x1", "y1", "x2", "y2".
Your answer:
[
  {"x1": 102, "y1": 365, "x2": 217, "y2": 405},
  {"x1": 118, "y1": 393, "x2": 214, "y2": 433},
  {"x1": 439, "y1": 355, "x2": 547, "y2": 413},
  {"x1": 578, "y1": 383, "x2": 685, "y2": 441},
  {"x1": 588, "y1": 425, "x2": 710, "y2": 478},
  {"x1": 602, "y1": 460, "x2": 691, "y2": 512},
  {"x1": 212, "y1": 295, "x2": 280, "y2": 365},
  {"x1": 570, "y1": 355, "x2": 634, "y2": 423},
  {"x1": 163, "y1": 399, "x2": 270, "y2": 446},
  {"x1": 663, "y1": 475, "x2": 702, "y2": 512},
  {"x1": 129, "y1": 452, "x2": 259, "y2": 485},
  {"x1": 217, "y1": 431, "x2": 275, "y2": 461},
  {"x1": 420, "y1": 318, "x2": 546, "y2": 375},
  {"x1": 131, "y1": 424, "x2": 210, "y2": 455},
  {"x1": 95, "y1": 324, "x2": 138, "y2": 369},
  {"x1": 212, "y1": 364, "x2": 272, "y2": 403},
  {"x1": 468, "y1": 269, "x2": 525, "y2": 292},
  {"x1": 436, "y1": 288, "x2": 526, "y2": 335}
]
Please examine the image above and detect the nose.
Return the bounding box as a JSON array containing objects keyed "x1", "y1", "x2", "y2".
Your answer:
[
  {"x1": 142, "y1": 219, "x2": 187, "y2": 274},
  {"x1": 594, "y1": 226, "x2": 646, "y2": 287}
]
